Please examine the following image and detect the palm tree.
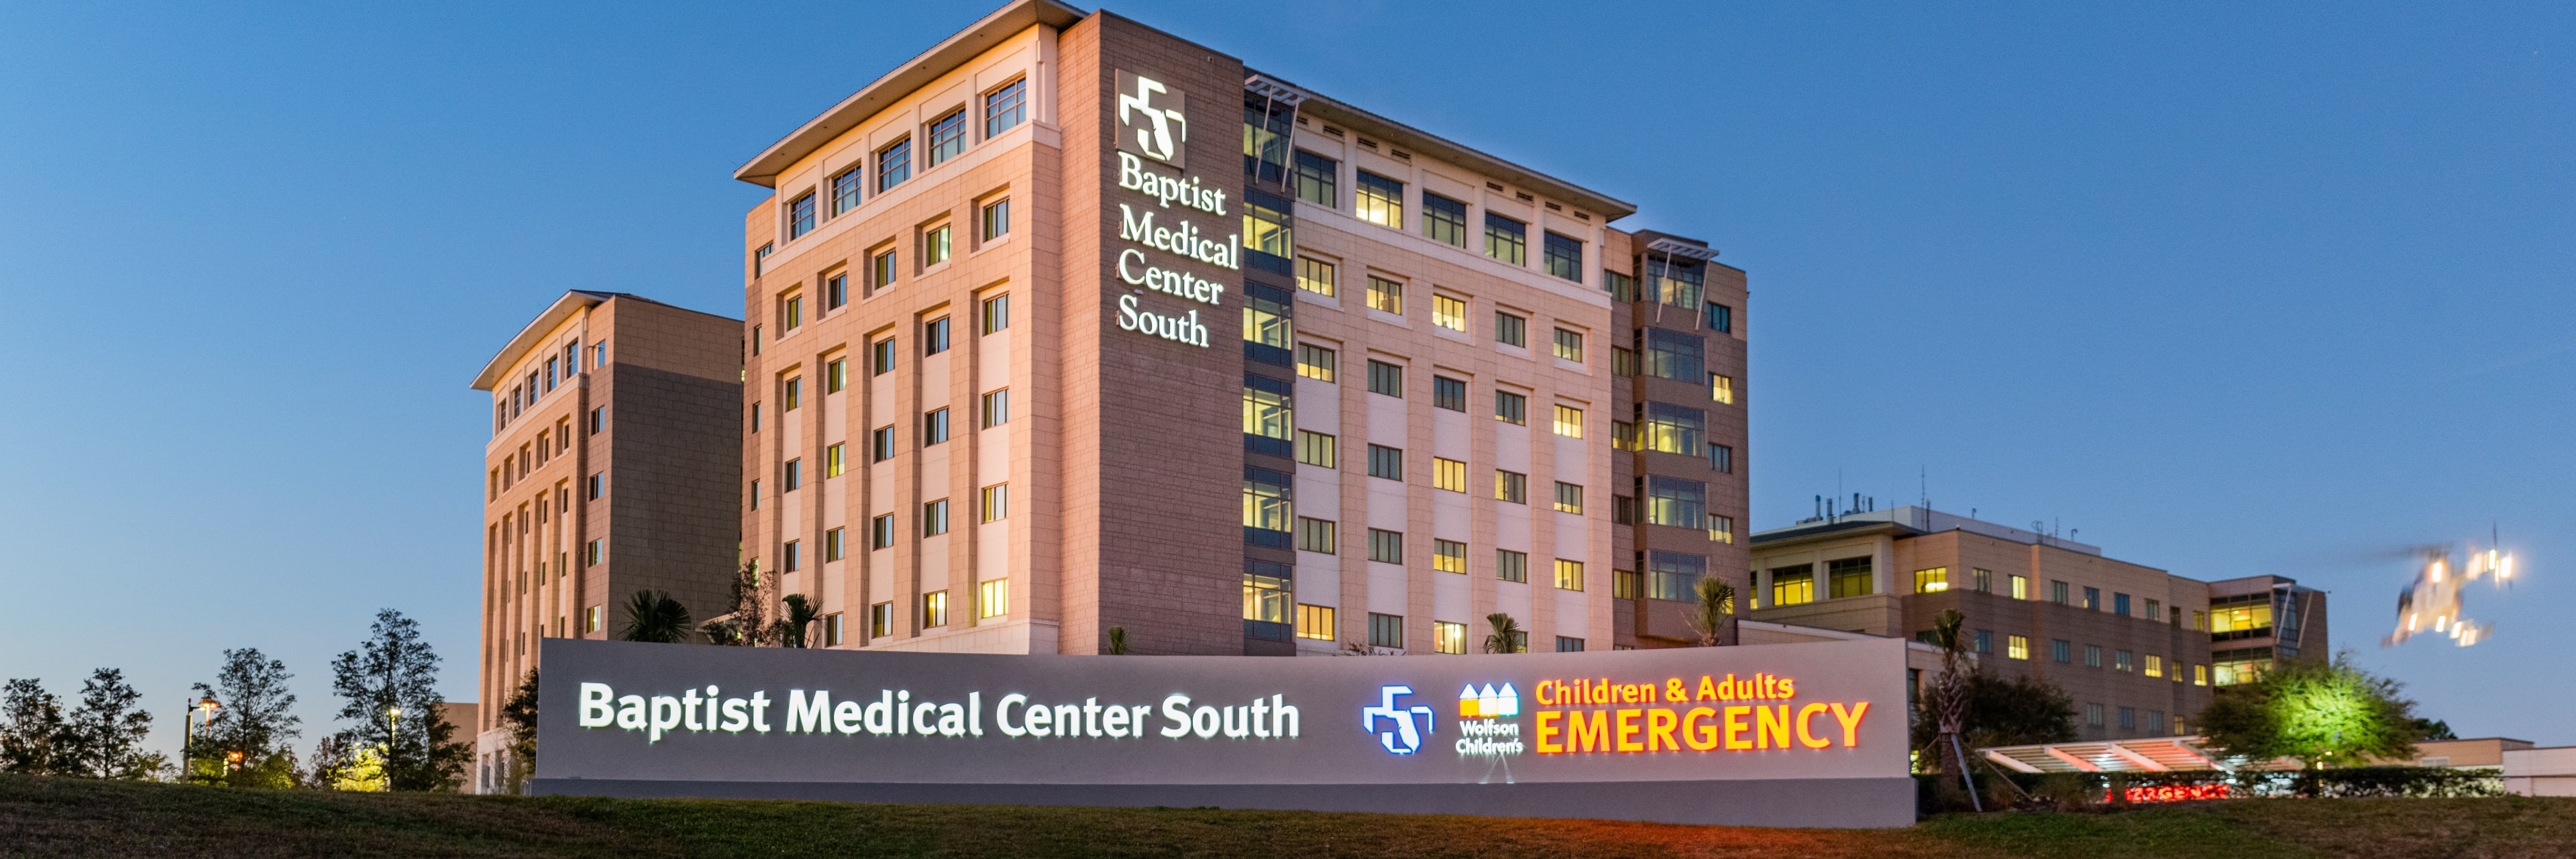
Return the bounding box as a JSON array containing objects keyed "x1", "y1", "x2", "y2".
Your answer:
[
  {"x1": 1481, "y1": 613, "x2": 1525, "y2": 654},
  {"x1": 1106, "y1": 627, "x2": 1130, "y2": 655},
  {"x1": 777, "y1": 594, "x2": 821, "y2": 648},
  {"x1": 1928, "y1": 608, "x2": 1982, "y2": 811},
  {"x1": 1686, "y1": 576, "x2": 1737, "y2": 646},
  {"x1": 621, "y1": 591, "x2": 693, "y2": 644}
]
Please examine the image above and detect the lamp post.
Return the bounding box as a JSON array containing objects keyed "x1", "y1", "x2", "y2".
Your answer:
[{"x1": 182, "y1": 697, "x2": 218, "y2": 778}]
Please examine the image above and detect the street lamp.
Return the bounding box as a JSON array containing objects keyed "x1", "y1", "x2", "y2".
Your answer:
[{"x1": 182, "y1": 697, "x2": 219, "y2": 776}]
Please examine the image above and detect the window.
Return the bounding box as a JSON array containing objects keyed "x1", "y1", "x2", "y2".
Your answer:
[
  {"x1": 826, "y1": 444, "x2": 845, "y2": 477},
  {"x1": 1612, "y1": 347, "x2": 1638, "y2": 378},
  {"x1": 1243, "y1": 193, "x2": 1292, "y2": 260},
  {"x1": 1970, "y1": 568, "x2": 1992, "y2": 593},
  {"x1": 1604, "y1": 269, "x2": 1637, "y2": 302},
  {"x1": 831, "y1": 168, "x2": 863, "y2": 217},
  {"x1": 1495, "y1": 470, "x2": 1527, "y2": 504},
  {"x1": 1611, "y1": 421, "x2": 1638, "y2": 452},
  {"x1": 1432, "y1": 457, "x2": 1466, "y2": 492},
  {"x1": 1493, "y1": 391, "x2": 1528, "y2": 425},
  {"x1": 1432, "y1": 375, "x2": 1466, "y2": 411},
  {"x1": 2084, "y1": 587, "x2": 2102, "y2": 611},
  {"x1": 1615, "y1": 570, "x2": 1643, "y2": 599},
  {"x1": 1556, "y1": 636, "x2": 1585, "y2": 653},
  {"x1": 871, "y1": 248, "x2": 898, "y2": 293},
  {"x1": 1368, "y1": 613, "x2": 1405, "y2": 650},
  {"x1": 926, "y1": 109, "x2": 966, "y2": 166},
  {"x1": 2193, "y1": 610, "x2": 2208, "y2": 631},
  {"x1": 587, "y1": 472, "x2": 605, "y2": 499},
  {"x1": 869, "y1": 601, "x2": 893, "y2": 638},
  {"x1": 2114, "y1": 593, "x2": 2132, "y2": 616},
  {"x1": 783, "y1": 376, "x2": 803, "y2": 411},
  {"x1": 924, "y1": 223, "x2": 952, "y2": 266},
  {"x1": 1708, "y1": 513, "x2": 1735, "y2": 544},
  {"x1": 1367, "y1": 360, "x2": 1404, "y2": 397},
  {"x1": 1421, "y1": 192, "x2": 1466, "y2": 246},
  {"x1": 1493, "y1": 549, "x2": 1527, "y2": 582},
  {"x1": 1648, "y1": 256, "x2": 1703, "y2": 307},
  {"x1": 2144, "y1": 654, "x2": 2164, "y2": 678},
  {"x1": 1554, "y1": 481, "x2": 1584, "y2": 514},
  {"x1": 585, "y1": 538, "x2": 603, "y2": 565},
  {"x1": 876, "y1": 138, "x2": 911, "y2": 191},
  {"x1": 1493, "y1": 311, "x2": 1527, "y2": 347},
  {"x1": 1244, "y1": 468, "x2": 1293, "y2": 538},
  {"x1": 978, "y1": 295, "x2": 1011, "y2": 336},
  {"x1": 2086, "y1": 704, "x2": 2104, "y2": 728},
  {"x1": 823, "y1": 358, "x2": 848, "y2": 394},
  {"x1": 2007, "y1": 636, "x2": 2030, "y2": 660},
  {"x1": 2051, "y1": 580, "x2": 2070, "y2": 605},
  {"x1": 1554, "y1": 559, "x2": 1585, "y2": 592},
  {"x1": 1915, "y1": 567, "x2": 1949, "y2": 593},
  {"x1": 1366, "y1": 528, "x2": 1403, "y2": 564},
  {"x1": 1297, "y1": 257, "x2": 1336, "y2": 296},
  {"x1": 820, "y1": 613, "x2": 843, "y2": 647},
  {"x1": 1297, "y1": 344, "x2": 1337, "y2": 381},
  {"x1": 982, "y1": 389, "x2": 1010, "y2": 427},
  {"x1": 1296, "y1": 604, "x2": 1336, "y2": 640},
  {"x1": 981, "y1": 483, "x2": 1008, "y2": 522},
  {"x1": 783, "y1": 540, "x2": 802, "y2": 572},
  {"x1": 922, "y1": 499, "x2": 950, "y2": 536},
  {"x1": 1711, "y1": 373, "x2": 1735, "y2": 405},
  {"x1": 748, "y1": 480, "x2": 759, "y2": 509},
  {"x1": 1548, "y1": 406, "x2": 1585, "y2": 440},
  {"x1": 922, "y1": 591, "x2": 948, "y2": 628},
  {"x1": 589, "y1": 406, "x2": 606, "y2": 433},
  {"x1": 924, "y1": 317, "x2": 952, "y2": 355},
  {"x1": 1354, "y1": 170, "x2": 1403, "y2": 228},
  {"x1": 1434, "y1": 540, "x2": 1468, "y2": 574},
  {"x1": 753, "y1": 242, "x2": 773, "y2": 276},
  {"x1": 871, "y1": 425, "x2": 896, "y2": 462},
  {"x1": 1639, "y1": 402, "x2": 1705, "y2": 454},
  {"x1": 1483, "y1": 213, "x2": 1526, "y2": 265},
  {"x1": 2011, "y1": 574, "x2": 2029, "y2": 600},
  {"x1": 586, "y1": 605, "x2": 602, "y2": 633},
  {"x1": 2195, "y1": 664, "x2": 2210, "y2": 686},
  {"x1": 825, "y1": 527, "x2": 845, "y2": 562},
  {"x1": 1296, "y1": 430, "x2": 1336, "y2": 468},
  {"x1": 2118, "y1": 707, "x2": 2137, "y2": 731},
  {"x1": 788, "y1": 192, "x2": 816, "y2": 239},
  {"x1": 1243, "y1": 379, "x2": 1291, "y2": 448},
  {"x1": 924, "y1": 408, "x2": 950, "y2": 445},
  {"x1": 1709, "y1": 444, "x2": 1735, "y2": 474},
  {"x1": 871, "y1": 514, "x2": 894, "y2": 549},
  {"x1": 1642, "y1": 476, "x2": 1703, "y2": 527},
  {"x1": 2051, "y1": 640, "x2": 2072, "y2": 663},
  {"x1": 1432, "y1": 295, "x2": 1467, "y2": 332},
  {"x1": 1291, "y1": 150, "x2": 1336, "y2": 207},
  {"x1": 1828, "y1": 557, "x2": 1873, "y2": 598},
  {"x1": 1432, "y1": 621, "x2": 1466, "y2": 655},
  {"x1": 1552, "y1": 328, "x2": 1583, "y2": 362},
  {"x1": 983, "y1": 79, "x2": 1026, "y2": 136},
  {"x1": 1973, "y1": 629, "x2": 1992, "y2": 654},
  {"x1": 1296, "y1": 517, "x2": 1338, "y2": 554},
  {"x1": 977, "y1": 199, "x2": 1012, "y2": 244},
  {"x1": 1706, "y1": 301, "x2": 1733, "y2": 334},
  {"x1": 1648, "y1": 551, "x2": 1705, "y2": 601},
  {"x1": 2084, "y1": 645, "x2": 2102, "y2": 668},
  {"x1": 1240, "y1": 564, "x2": 1293, "y2": 626},
  {"x1": 1366, "y1": 444, "x2": 1404, "y2": 481},
  {"x1": 2146, "y1": 598, "x2": 2162, "y2": 621},
  {"x1": 1366, "y1": 276, "x2": 1404, "y2": 314},
  {"x1": 1244, "y1": 286, "x2": 1293, "y2": 352},
  {"x1": 1770, "y1": 564, "x2": 1815, "y2": 606},
  {"x1": 1544, "y1": 232, "x2": 1582, "y2": 281},
  {"x1": 1641, "y1": 328, "x2": 1707, "y2": 381},
  {"x1": 871, "y1": 338, "x2": 897, "y2": 374}
]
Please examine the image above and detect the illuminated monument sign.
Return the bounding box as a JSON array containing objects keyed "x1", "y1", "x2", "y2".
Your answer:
[{"x1": 533, "y1": 638, "x2": 1914, "y2": 827}]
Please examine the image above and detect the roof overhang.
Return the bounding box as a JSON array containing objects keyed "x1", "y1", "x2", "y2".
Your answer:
[
  {"x1": 470, "y1": 291, "x2": 612, "y2": 391},
  {"x1": 1265, "y1": 70, "x2": 1637, "y2": 223},
  {"x1": 1749, "y1": 519, "x2": 1920, "y2": 549},
  {"x1": 733, "y1": 0, "x2": 1088, "y2": 188}
]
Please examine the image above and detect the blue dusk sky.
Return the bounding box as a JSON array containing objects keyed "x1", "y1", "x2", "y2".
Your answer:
[{"x1": 0, "y1": 1, "x2": 2567, "y2": 760}]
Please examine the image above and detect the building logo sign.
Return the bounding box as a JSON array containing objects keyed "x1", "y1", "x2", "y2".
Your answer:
[
  {"x1": 1108, "y1": 69, "x2": 1232, "y2": 349},
  {"x1": 1454, "y1": 683, "x2": 1525, "y2": 757},
  {"x1": 1115, "y1": 70, "x2": 1187, "y2": 166},
  {"x1": 1361, "y1": 685, "x2": 1436, "y2": 755}
]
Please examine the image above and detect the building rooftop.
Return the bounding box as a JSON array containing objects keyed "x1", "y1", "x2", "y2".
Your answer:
[
  {"x1": 1751, "y1": 505, "x2": 2104, "y2": 556},
  {"x1": 469, "y1": 291, "x2": 726, "y2": 391}
]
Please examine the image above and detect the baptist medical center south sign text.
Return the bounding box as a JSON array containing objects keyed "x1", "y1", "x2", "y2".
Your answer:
[{"x1": 532, "y1": 638, "x2": 1913, "y2": 826}]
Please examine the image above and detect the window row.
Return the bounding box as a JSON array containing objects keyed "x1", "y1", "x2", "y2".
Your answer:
[
  {"x1": 1289, "y1": 259, "x2": 1589, "y2": 360},
  {"x1": 779, "y1": 78, "x2": 1026, "y2": 246},
  {"x1": 1285, "y1": 150, "x2": 1587, "y2": 283},
  {"x1": 494, "y1": 340, "x2": 608, "y2": 435}
]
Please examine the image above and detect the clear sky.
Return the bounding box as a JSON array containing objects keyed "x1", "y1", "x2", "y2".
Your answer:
[{"x1": 1, "y1": 1, "x2": 2567, "y2": 762}]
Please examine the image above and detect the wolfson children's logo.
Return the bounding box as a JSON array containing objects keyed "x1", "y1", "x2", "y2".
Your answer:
[
  {"x1": 576, "y1": 683, "x2": 1300, "y2": 744},
  {"x1": 1454, "y1": 683, "x2": 1524, "y2": 757}
]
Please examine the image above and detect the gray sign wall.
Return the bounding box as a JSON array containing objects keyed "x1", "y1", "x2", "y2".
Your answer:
[{"x1": 533, "y1": 638, "x2": 1915, "y2": 827}]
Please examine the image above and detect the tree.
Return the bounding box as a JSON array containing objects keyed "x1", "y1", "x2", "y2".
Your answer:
[
  {"x1": 2199, "y1": 650, "x2": 2420, "y2": 769},
  {"x1": 1910, "y1": 672, "x2": 2078, "y2": 752},
  {"x1": 324, "y1": 609, "x2": 470, "y2": 791},
  {"x1": 1, "y1": 678, "x2": 69, "y2": 774},
  {"x1": 1924, "y1": 609, "x2": 1980, "y2": 810},
  {"x1": 621, "y1": 591, "x2": 694, "y2": 644},
  {"x1": 498, "y1": 669, "x2": 539, "y2": 795},
  {"x1": 2411, "y1": 718, "x2": 2457, "y2": 742},
  {"x1": 187, "y1": 648, "x2": 302, "y2": 788},
  {"x1": 1685, "y1": 576, "x2": 1736, "y2": 646},
  {"x1": 704, "y1": 562, "x2": 776, "y2": 647},
  {"x1": 1481, "y1": 613, "x2": 1526, "y2": 654},
  {"x1": 63, "y1": 668, "x2": 162, "y2": 780},
  {"x1": 779, "y1": 594, "x2": 821, "y2": 648}
]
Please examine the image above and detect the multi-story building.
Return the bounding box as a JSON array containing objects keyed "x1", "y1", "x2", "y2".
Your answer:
[
  {"x1": 2204, "y1": 573, "x2": 2329, "y2": 685},
  {"x1": 468, "y1": 290, "x2": 740, "y2": 791},
  {"x1": 727, "y1": 0, "x2": 1749, "y2": 657},
  {"x1": 1750, "y1": 507, "x2": 2234, "y2": 742}
]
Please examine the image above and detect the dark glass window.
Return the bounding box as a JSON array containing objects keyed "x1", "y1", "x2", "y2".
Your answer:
[
  {"x1": 926, "y1": 109, "x2": 966, "y2": 166},
  {"x1": 1368, "y1": 612, "x2": 1404, "y2": 649},
  {"x1": 1647, "y1": 551, "x2": 1705, "y2": 601},
  {"x1": 1483, "y1": 212, "x2": 1526, "y2": 264},
  {"x1": 1367, "y1": 360, "x2": 1404, "y2": 397},
  {"x1": 1640, "y1": 328, "x2": 1706, "y2": 381},
  {"x1": 983, "y1": 79, "x2": 1026, "y2": 136},
  {"x1": 1705, "y1": 301, "x2": 1733, "y2": 333},
  {"x1": 1543, "y1": 232, "x2": 1582, "y2": 281},
  {"x1": 1366, "y1": 444, "x2": 1404, "y2": 481},
  {"x1": 876, "y1": 138, "x2": 912, "y2": 192},
  {"x1": 1291, "y1": 150, "x2": 1336, "y2": 207},
  {"x1": 831, "y1": 168, "x2": 863, "y2": 216},
  {"x1": 1422, "y1": 193, "x2": 1467, "y2": 247},
  {"x1": 1432, "y1": 375, "x2": 1466, "y2": 411},
  {"x1": 788, "y1": 193, "x2": 816, "y2": 239}
]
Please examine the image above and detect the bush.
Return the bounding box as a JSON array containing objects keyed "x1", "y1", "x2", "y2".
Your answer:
[{"x1": 1918, "y1": 766, "x2": 2502, "y2": 816}]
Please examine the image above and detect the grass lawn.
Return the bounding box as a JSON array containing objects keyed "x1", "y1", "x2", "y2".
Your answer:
[{"x1": 3, "y1": 774, "x2": 2571, "y2": 858}]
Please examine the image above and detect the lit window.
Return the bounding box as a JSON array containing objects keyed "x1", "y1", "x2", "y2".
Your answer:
[
  {"x1": 2007, "y1": 636, "x2": 2030, "y2": 660},
  {"x1": 983, "y1": 79, "x2": 1026, "y2": 136},
  {"x1": 1553, "y1": 481, "x2": 1583, "y2": 514},
  {"x1": 1432, "y1": 457, "x2": 1466, "y2": 493},
  {"x1": 2144, "y1": 654, "x2": 2164, "y2": 678},
  {"x1": 1434, "y1": 540, "x2": 1468, "y2": 574},
  {"x1": 1483, "y1": 212, "x2": 1526, "y2": 265},
  {"x1": 1432, "y1": 295, "x2": 1467, "y2": 332},
  {"x1": 2012, "y1": 574, "x2": 2029, "y2": 600},
  {"x1": 924, "y1": 223, "x2": 952, "y2": 266},
  {"x1": 1432, "y1": 621, "x2": 1466, "y2": 655},
  {"x1": 1543, "y1": 232, "x2": 1582, "y2": 281},
  {"x1": 1243, "y1": 564, "x2": 1290, "y2": 625},
  {"x1": 869, "y1": 602, "x2": 893, "y2": 638},
  {"x1": 1915, "y1": 567, "x2": 1949, "y2": 593},
  {"x1": 1971, "y1": 568, "x2": 1992, "y2": 593},
  {"x1": 1553, "y1": 405, "x2": 1584, "y2": 438},
  {"x1": 1243, "y1": 382, "x2": 1291, "y2": 446},
  {"x1": 1495, "y1": 549, "x2": 1527, "y2": 583},
  {"x1": 1707, "y1": 514, "x2": 1733, "y2": 544},
  {"x1": 1297, "y1": 257, "x2": 1336, "y2": 297},
  {"x1": 922, "y1": 591, "x2": 948, "y2": 627},
  {"x1": 1638, "y1": 402, "x2": 1704, "y2": 454},
  {"x1": 1366, "y1": 276, "x2": 1404, "y2": 315},
  {"x1": 1770, "y1": 564, "x2": 1815, "y2": 606},
  {"x1": 1244, "y1": 469, "x2": 1293, "y2": 536},
  {"x1": 1244, "y1": 193, "x2": 1291, "y2": 259},
  {"x1": 1292, "y1": 150, "x2": 1336, "y2": 207},
  {"x1": 1296, "y1": 517, "x2": 1337, "y2": 554},
  {"x1": 1297, "y1": 344, "x2": 1337, "y2": 382},
  {"x1": 1366, "y1": 528, "x2": 1403, "y2": 564},
  {"x1": 1296, "y1": 604, "x2": 1336, "y2": 640},
  {"x1": 981, "y1": 294, "x2": 1010, "y2": 334},
  {"x1": 1642, "y1": 328, "x2": 1707, "y2": 381},
  {"x1": 981, "y1": 483, "x2": 1008, "y2": 522},
  {"x1": 979, "y1": 578, "x2": 1008, "y2": 619},
  {"x1": 1553, "y1": 327, "x2": 1583, "y2": 362},
  {"x1": 1711, "y1": 373, "x2": 1735, "y2": 404},
  {"x1": 1554, "y1": 559, "x2": 1585, "y2": 592},
  {"x1": 981, "y1": 199, "x2": 1012, "y2": 242},
  {"x1": 925, "y1": 109, "x2": 965, "y2": 166},
  {"x1": 1295, "y1": 430, "x2": 1336, "y2": 468},
  {"x1": 1828, "y1": 557, "x2": 1873, "y2": 598},
  {"x1": 1495, "y1": 470, "x2": 1527, "y2": 504},
  {"x1": 1643, "y1": 476, "x2": 1703, "y2": 526},
  {"x1": 1244, "y1": 287, "x2": 1292, "y2": 351},
  {"x1": 1354, "y1": 170, "x2": 1403, "y2": 228},
  {"x1": 826, "y1": 444, "x2": 845, "y2": 477},
  {"x1": 1421, "y1": 193, "x2": 1466, "y2": 247}
]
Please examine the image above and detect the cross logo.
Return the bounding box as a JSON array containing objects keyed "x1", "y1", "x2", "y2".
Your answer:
[
  {"x1": 1361, "y1": 685, "x2": 1436, "y2": 755},
  {"x1": 1115, "y1": 70, "x2": 1188, "y2": 166}
]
